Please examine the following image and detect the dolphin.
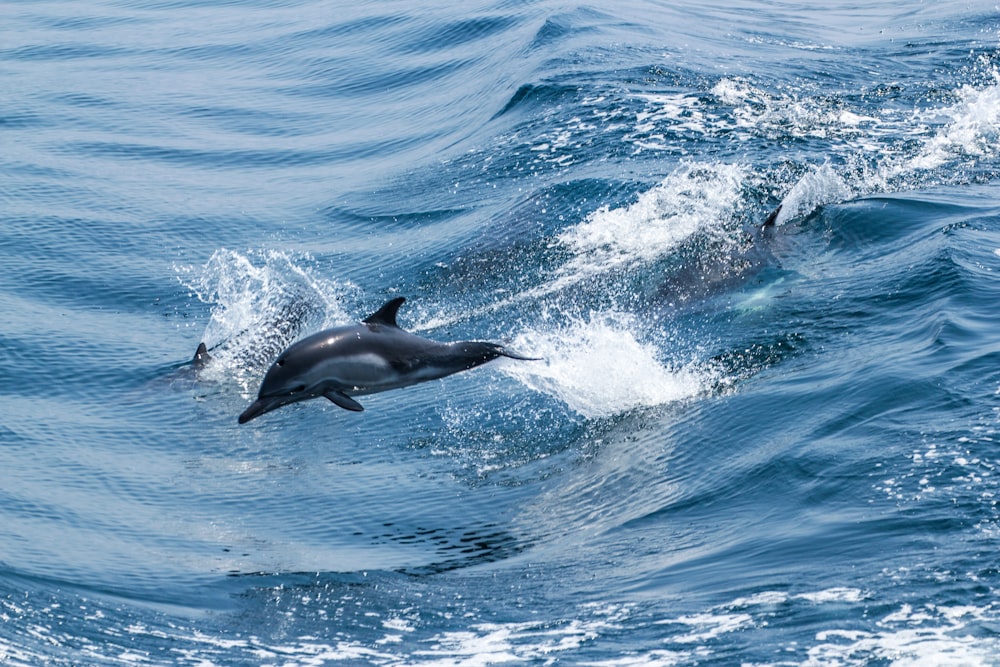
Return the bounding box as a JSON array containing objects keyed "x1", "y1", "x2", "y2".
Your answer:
[{"x1": 237, "y1": 297, "x2": 539, "y2": 424}]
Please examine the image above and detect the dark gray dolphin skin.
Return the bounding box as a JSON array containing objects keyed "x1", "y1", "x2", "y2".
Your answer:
[
  {"x1": 238, "y1": 297, "x2": 539, "y2": 424},
  {"x1": 192, "y1": 342, "x2": 211, "y2": 370}
]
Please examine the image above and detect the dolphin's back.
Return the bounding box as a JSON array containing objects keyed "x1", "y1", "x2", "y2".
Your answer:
[{"x1": 310, "y1": 330, "x2": 532, "y2": 393}]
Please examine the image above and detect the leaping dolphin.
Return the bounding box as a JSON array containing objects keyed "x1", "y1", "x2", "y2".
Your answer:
[{"x1": 237, "y1": 297, "x2": 539, "y2": 424}]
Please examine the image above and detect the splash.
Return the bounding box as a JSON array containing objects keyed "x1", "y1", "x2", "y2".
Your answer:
[
  {"x1": 419, "y1": 163, "x2": 748, "y2": 417},
  {"x1": 557, "y1": 161, "x2": 746, "y2": 278},
  {"x1": 775, "y1": 162, "x2": 854, "y2": 224},
  {"x1": 419, "y1": 161, "x2": 749, "y2": 331},
  {"x1": 709, "y1": 69, "x2": 1000, "y2": 224},
  {"x1": 502, "y1": 312, "x2": 717, "y2": 419},
  {"x1": 176, "y1": 249, "x2": 353, "y2": 389},
  {"x1": 896, "y1": 71, "x2": 1000, "y2": 176},
  {"x1": 710, "y1": 77, "x2": 882, "y2": 147},
  {"x1": 707, "y1": 68, "x2": 1000, "y2": 207},
  {"x1": 488, "y1": 164, "x2": 743, "y2": 417}
]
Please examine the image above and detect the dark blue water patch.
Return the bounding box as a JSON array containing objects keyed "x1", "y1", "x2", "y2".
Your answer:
[
  {"x1": 395, "y1": 15, "x2": 522, "y2": 54},
  {"x1": 0, "y1": 486, "x2": 82, "y2": 526},
  {"x1": 0, "y1": 247, "x2": 181, "y2": 321},
  {"x1": 0, "y1": 111, "x2": 46, "y2": 129},
  {"x1": 776, "y1": 196, "x2": 999, "y2": 317},
  {"x1": 61, "y1": 140, "x2": 362, "y2": 170},
  {"x1": 2, "y1": 42, "x2": 134, "y2": 62},
  {"x1": 360, "y1": 522, "x2": 530, "y2": 576},
  {"x1": 1, "y1": 167, "x2": 93, "y2": 207},
  {"x1": 523, "y1": 5, "x2": 638, "y2": 56},
  {"x1": 812, "y1": 197, "x2": 975, "y2": 252},
  {"x1": 0, "y1": 327, "x2": 166, "y2": 399},
  {"x1": 32, "y1": 13, "x2": 144, "y2": 33},
  {"x1": 527, "y1": 15, "x2": 577, "y2": 50},
  {"x1": 491, "y1": 81, "x2": 583, "y2": 120},
  {"x1": 292, "y1": 57, "x2": 487, "y2": 100},
  {"x1": 285, "y1": 13, "x2": 410, "y2": 44},
  {"x1": 174, "y1": 104, "x2": 324, "y2": 138},
  {"x1": 154, "y1": 41, "x2": 272, "y2": 65},
  {"x1": 319, "y1": 204, "x2": 473, "y2": 233},
  {"x1": 0, "y1": 264, "x2": 165, "y2": 314},
  {"x1": 707, "y1": 329, "x2": 811, "y2": 386},
  {"x1": 45, "y1": 91, "x2": 127, "y2": 110}
]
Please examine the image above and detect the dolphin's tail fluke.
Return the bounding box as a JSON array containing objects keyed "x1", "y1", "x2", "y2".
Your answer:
[
  {"x1": 444, "y1": 341, "x2": 543, "y2": 370},
  {"x1": 495, "y1": 346, "x2": 544, "y2": 362}
]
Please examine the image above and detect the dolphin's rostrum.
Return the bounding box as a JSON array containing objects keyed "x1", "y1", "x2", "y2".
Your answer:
[{"x1": 237, "y1": 297, "x2": 539, "y2": 424}]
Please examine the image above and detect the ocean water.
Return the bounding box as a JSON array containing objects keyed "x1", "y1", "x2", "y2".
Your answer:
[{"x1": 3, "y1": 0, "x2": 1000, "y2": 664}]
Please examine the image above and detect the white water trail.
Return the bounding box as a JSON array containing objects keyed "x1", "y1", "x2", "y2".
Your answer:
[
  {"x1": 502, "y1": 312, "x2": 718, "y2": 419},
  {"x1": 425, "y1": 163, "x2": 746, "y2": 417},
  {"x1": 419, "y1": 161, "x2": 747, "y2": 330}
]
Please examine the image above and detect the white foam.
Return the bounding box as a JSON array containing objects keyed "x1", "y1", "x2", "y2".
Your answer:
[
  {"x1": 801, "y1": 596, "x2": 1000, "y2": 666},
  {"x1": 634, "y1": 68, "x2": 1000, "y2": 208},
  {"x1": 557, "y1": 162, "x2": 746, "y2": 278},
  {"x1": 631, "y1": 92, "x2": 714, "y2": 146},
  {"x1": 502, "y1": 312, "x2": 716, "y2": 419},
  {"x1": 581, "y1": 652, "x2": 688, "y2": 667},
  {"x1": 797, "y1": 587, "x2": 866, "y2": 604},
  {"x1": 710, "y1": 77, "x2": 883, "y2": 146},
  {"x1": 728, "y1": 590, "x2": 791, "y2": 607},
  {"x1": 711, "y1": 77, "x2": 758, "y2": 106},
  {"x1": 657, "y1": 589, "x2": 1000, "y2": 667},
  {"x1": 807, "y1": 622, "x2": 998, "y2": 667},
  {"x1": 486, "y1": 165, "x2": 742, "y2": 416},
  {"x1": 671, "y1": 612, "x2": 753, "y2": 643},
  {"x1": 903, "y1": 72, "x2": 1000, "y2": 174},
  {"x1": 415, "y1": 603, "x2": 634, "y2": 665}
]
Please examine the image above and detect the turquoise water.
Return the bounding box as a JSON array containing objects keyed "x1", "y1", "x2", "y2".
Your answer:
[{"x1": 4, "y1": 1, "x2": 1000, "y2": 664}]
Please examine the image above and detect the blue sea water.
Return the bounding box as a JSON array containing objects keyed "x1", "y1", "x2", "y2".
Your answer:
[{"x1": 4, "y1": 0, "x2": 1000, "y2": 664}]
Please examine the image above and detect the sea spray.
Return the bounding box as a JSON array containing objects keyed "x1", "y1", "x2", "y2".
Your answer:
[
  {"x1": 501, "y1": 311, "x2": 718, "y2": 419},
  {"x1": 175, "y1": 249, "x2": 353, "y2": 388}
]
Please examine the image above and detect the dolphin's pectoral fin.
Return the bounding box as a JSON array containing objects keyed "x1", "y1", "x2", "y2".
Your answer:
[
  {"x1": 324, "y1": 390, "x2": 365, "y2": 412},
  {"x1": 363, "y1": 297, "x2": 406, "y2": 328}
]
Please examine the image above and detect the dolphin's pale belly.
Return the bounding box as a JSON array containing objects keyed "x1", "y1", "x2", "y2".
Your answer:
[{"x1": 309, "y1": 352, "x2": 448, "y2": 395}]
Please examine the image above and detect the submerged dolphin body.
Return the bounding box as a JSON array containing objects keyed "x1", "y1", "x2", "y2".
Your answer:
[{"x1": 237, "y1": 297, "x2": 538, "y2": 424}]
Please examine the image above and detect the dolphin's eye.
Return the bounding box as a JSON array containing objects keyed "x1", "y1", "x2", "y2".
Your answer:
[
  {"x1": 276, "y1": 359, "x2": 286, "y2": 367},
  {"x1": 289, "y1": 385, "x2": 306, "y2": 394}
]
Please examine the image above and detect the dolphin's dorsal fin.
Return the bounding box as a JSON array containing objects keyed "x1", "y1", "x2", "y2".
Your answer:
[
  {"x1": 363, "y1": 297, "x2": 406, "y2": 327},
  {"x1": 762, "y1": 204, "x2": 782, "y2": 229},
  {"x1": 192, "y1": 342, "x2": 211, "y2": 369}
]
